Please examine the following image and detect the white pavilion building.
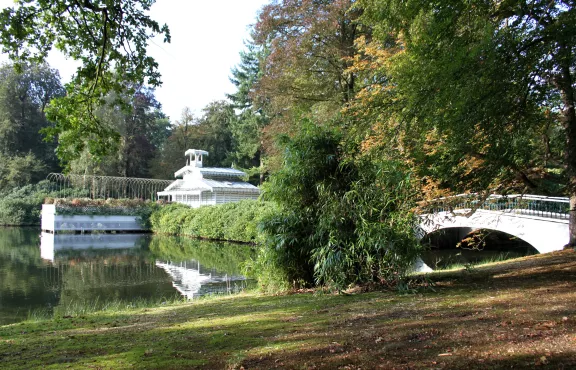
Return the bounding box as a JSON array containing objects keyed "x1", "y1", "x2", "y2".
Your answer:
[{"x1": 157, "y1": 149, "x2": 260, "y2": 207}]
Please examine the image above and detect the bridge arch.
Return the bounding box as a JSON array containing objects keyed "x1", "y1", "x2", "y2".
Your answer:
[
  {"x1": 418, "y1": 226, "x2": 540, "y2": 270},
  {"x1": 417, "y1": 209, "x2": 569, "y2": 254}
]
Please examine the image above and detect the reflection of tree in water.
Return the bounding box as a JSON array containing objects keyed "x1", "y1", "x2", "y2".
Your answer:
[
  {"x1": 0, "y1": 228, "x2": 42, "y2": 264},
  {"x1": 0, "y1": 228, "x2": 59, "y2": 324},
  {"x1": 148, "y1": 235, "x2": 255, "y2": 274},
  {"x1": 55, "y1": 250, "x2": 178, "y2": 307},
  {"x1": 0, "y1": 231, "x2": 256, "y2": 324}
]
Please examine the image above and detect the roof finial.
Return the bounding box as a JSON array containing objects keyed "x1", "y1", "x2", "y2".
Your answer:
[{"x1": 184, "y1": 149, "x2": 209, "y2": 168}]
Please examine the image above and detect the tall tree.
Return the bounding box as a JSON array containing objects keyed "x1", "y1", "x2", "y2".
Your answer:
[
  {"x1": 149, "y1": 107, "x2": 198, "y2": 180},
  {"x1": 253, "y1": 0, "x2": 364, "y2": 135},
  {"x1": 228, "y1": 39, "x2": 269, "y2": 182},
  {"x1": 118, "y1": 86, "x2": 169, "y2": 178},
  {"x1": 150, "y1": 102, "x2": 235, "y2": 179},
  {"x1": 357, "y1": 0, "x2": 575, "y2": 244},
  {"x1": 0, "y1": 0, "x2": 170, "y2": 164},
  {"x1": 0, "y1": 62, "x2": 64, "y2": 173},
  {"x1": 0, "y1": 152, "x2": 46, "y2": 191},
  {"x1": 197, "y1": 101, "x2": 234, "y2": 167},
  {"x1": 69, "y1": 85, "x2": 169, "y2": 178}
]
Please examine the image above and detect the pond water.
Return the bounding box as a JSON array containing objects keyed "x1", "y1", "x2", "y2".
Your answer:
[
  {"x1": 420, "y1": 228, "x2": 539, "y2": 270},
  {"x1": 0, "y1": 228, "x2": 255, "y2": 325}
]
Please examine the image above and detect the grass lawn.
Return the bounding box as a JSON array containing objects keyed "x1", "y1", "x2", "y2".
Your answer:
[{"x1": 1, "y1": 250, "x2": 575, "y2": 369}]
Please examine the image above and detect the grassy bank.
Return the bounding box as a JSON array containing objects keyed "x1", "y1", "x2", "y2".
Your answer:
[{"x1": 1, "y1": 250, "x2": 575, "y2": 369}]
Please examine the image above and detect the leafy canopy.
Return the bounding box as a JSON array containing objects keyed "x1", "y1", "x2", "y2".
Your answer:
[{"x1": 0, "y1": 0, "x2": 171, "y2": 164}]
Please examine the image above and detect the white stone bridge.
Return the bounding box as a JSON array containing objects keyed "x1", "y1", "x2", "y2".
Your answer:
[{"x1": 417, "y1": 194, "x2": 570, "y2": 254}]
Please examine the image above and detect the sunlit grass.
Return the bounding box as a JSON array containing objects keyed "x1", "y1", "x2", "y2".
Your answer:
[
  {"x1": 426, "y1": 251, "x2": 531, "y2": 272},
  {"x1": 25, "y1": 290, "x2": 261, "y2": 322}
]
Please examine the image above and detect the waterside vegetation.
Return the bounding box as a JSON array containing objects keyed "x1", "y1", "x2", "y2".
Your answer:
[
  {"x1": 0, "y1": 182, "x2": 87, "y2": 226},
  {"x1": 149, "y1": 200, "x2": 276, "y2": 244}
]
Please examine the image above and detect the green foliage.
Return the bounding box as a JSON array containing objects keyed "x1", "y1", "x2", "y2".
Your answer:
[
  {"x1": 227, "y1": 39, "x2": 269, "y2": 179},
  {"x1": 0, "y1": 0, "x2": 170, "y2": 164},
  {"x1": 242, "y1": 244, "x2": 292, "y2": 293},
  {"x1": 149, "y1": 200, "x2": 276, "y2": 244},
  {"x1": 355, "y1": 0, "x2": 575, "y2": 244},
  {"x1": 257, "y1": 122, "x2": 421, "y2": 291},
  {"x1": 254, "y1": 0, "x2": 362, "y2": 115},
  {"x1": 251, "y1": 0, "x2": 367, "y2": 174},
  {"x1": 49, "y1": 296, "x2": 186, "y2": 319},
  {"x1": 0, "y1": 180, "x2": 86, "y2": 226},
  {"x1": 69, "y1": 86, "x2": 170, "y2": 177},
  {"x1": 150, "y1": 102, "x2": 235, "y2": 179},
  {"x1": 0, "y1": 152, "x2": 47, "y2": 192},
  {"x1": 0, "y1": 199, "x2": 29, "y2": 226},
  {"x1": 0, "y1": 62, "x2": 64, "y2": 173}
]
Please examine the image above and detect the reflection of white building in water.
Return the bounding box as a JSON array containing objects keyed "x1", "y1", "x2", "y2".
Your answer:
[
  {"x1": 40, "y1": 232, "x2": 146, "y2": 262},
  {"x1": 155, "y1": 260, "x2": 248, "y2": 299},
  {"x1": 157, "y1": 149, "x2": 260, "y2": 208}
]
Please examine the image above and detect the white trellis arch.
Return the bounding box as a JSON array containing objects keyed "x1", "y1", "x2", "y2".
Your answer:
[{"x1": 46, "y1": 173, "x2": 173, "y2": 201}]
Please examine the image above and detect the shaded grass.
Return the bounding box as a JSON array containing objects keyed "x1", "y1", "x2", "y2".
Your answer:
[{"x1": 1, "y1": 250, "x2": 575, "y2": 369}]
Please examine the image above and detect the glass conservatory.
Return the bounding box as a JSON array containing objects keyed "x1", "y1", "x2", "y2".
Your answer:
[{"x1": 157, "y1": 149, "x2": 260, "y2": 207}]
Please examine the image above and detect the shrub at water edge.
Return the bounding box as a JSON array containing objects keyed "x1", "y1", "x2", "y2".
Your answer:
[
  {"x1": 149, "y1": 200, "x2": 276, "y2": 244},
  {"x1": 251, "y1": 123, "x2": 422, "y2": 292}
]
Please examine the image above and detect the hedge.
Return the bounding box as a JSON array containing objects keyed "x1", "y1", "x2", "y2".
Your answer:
[{"x1": 149, "y1": 200, "x2": 276, "y2": 243}]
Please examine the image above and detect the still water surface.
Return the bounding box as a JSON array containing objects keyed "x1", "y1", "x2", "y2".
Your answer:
[{"x1": 0, "y1": 228, "x2": 255, "y2": 325}]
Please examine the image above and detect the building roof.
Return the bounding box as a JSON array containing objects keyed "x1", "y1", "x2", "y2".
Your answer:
[
  {"x1": 174, "y1": 166, "x2": 247, "y2": 179},
  {"x1": 199, "y1": 167, "x2": 247, "y2": 177},
  {"x1": 160, "y1": 179, "x2": 206, "y2": 193},
  {"x1": 184, "y1": 149, "x2": 209, "y2": 157},
  {"x1": 158, "y1": 178, "x2": 259, "y2": 195},
  {"x1": 202, "y1": 179, "x2": 259, "y2": 191}
]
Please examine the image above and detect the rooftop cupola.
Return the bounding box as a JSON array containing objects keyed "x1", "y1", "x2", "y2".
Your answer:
[{"x1": 184, "y1": 149, "x2": 209, "y2": 168}]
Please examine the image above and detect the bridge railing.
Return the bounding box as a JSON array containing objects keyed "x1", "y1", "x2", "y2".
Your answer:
[{"x1": 423, "y1": 194, "x2": 570, "y2": 220}]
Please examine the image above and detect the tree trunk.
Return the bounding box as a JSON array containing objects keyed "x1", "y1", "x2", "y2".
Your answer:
[
  {"x1": 556, "y1": 43, "x2": 576, "y2": 247},
  {"x1": 259, "y1": 145, "x2": 265, "y2": 185},
  {"x1": 570, "y1": 195, "x2": 576, "y2": 248}
]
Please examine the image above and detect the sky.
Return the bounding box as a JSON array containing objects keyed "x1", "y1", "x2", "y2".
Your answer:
[{"x1": 0, "y1": 0, "x2": 269, "y2": 123}]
